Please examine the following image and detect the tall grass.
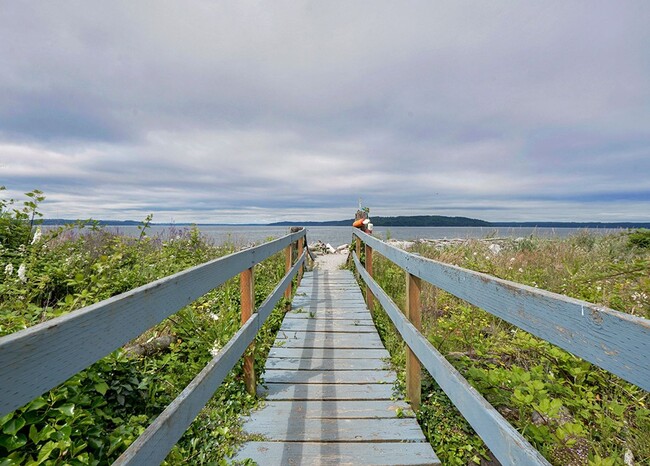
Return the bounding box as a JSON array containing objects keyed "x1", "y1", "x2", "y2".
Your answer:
[{"x1": 368, "y1": 231, "x2": 649, "y2": 466}]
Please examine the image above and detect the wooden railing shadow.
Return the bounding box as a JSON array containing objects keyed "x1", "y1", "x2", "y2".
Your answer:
[
  {"x1": 352, "y1": 228, "x2": 650, "y2": 466},
  {"x1": 0, "y1": 228, "x2": 307, "y2": 465}
]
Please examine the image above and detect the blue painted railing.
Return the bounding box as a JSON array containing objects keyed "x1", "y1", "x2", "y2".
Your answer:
[
  {"x1": 0, "y1": 229, "x2": 307, "y2": 465},
  {"x1": 352, "y1": 228, "x2": 650, "y2": 466}
]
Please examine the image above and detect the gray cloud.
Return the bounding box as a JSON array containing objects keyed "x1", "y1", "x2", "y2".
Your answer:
[{"x1": 1, "y1": 1, "x2": 649, "y2": 223}]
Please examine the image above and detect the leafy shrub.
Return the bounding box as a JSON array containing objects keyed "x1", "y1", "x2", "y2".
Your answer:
[
  {"x1": 0, "y1": 188, "x2": 294, "y2": 464},
  {"x1": 366, "y1": 232, "x2": 650, "y2": 465},
  {"x1": 628, "y1": 229, "x2": 650, "y2": 249}
]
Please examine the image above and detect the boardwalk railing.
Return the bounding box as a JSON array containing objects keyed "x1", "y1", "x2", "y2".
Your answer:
[
  {"x1": 352, "y1": 229, "x2": 650, "y2": 466},
  {"x1": 0, "y1": 228, "x2": 307, "y2": 465}
]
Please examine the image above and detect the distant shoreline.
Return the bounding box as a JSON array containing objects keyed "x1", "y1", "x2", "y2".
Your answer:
[{"x1": 39, "y1": 216, "x2": 650, "y2": 229}]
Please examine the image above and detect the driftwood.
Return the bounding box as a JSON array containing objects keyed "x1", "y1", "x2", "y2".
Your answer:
[{"x1": 124, "y1": 335, "x2": 176, "y2": 358}]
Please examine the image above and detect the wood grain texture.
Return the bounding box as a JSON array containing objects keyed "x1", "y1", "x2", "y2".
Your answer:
[
  {"x1": 278, "y1": 319, "x2": 377, "y2": 333},
  {"x1": 0, "y1": 229, "x2": 306, "y2": 416},
  {"x1": 250, "y1": 400, "x2": 414, "y2": 419},
  {"x1": 263, "y1": 369, "x2": 395, "y2": 384},
  {"x1": 113, "y1": 249, "x2": 306, "y2": 465},
  {"x1": 240, "y1": 267, "x2": 255, "y2": 395},
  {"x1": 235, "y1": 269, "x2": 439, "y2": 466},
  {"x1": 261, "y1": 381, "x2": 395, "y2": 401},
  {"x1": 234, "y1": 442, "x2": 440, "y2": 465},
  {"x1": 265, "y1": 357, "x2": 388, "y2": 371},
  {"x1": 406, "y1": 272, "x2": 422, "y2": 410},
  {"x1": 354, "y1": 252, "x2": 551, "y2": 466},
  {"x1": 274, "y1": 331, "x2": 384, "y2": 348},
  {"x1": 242, "y1": 417, "x2": 427, "y2": 442},
  {"x1": 268, "y1": 347, "x2": 389, "y2": 359},
  {"x1": 354, "y1": 229, "x2": 650, "y2": 391}
]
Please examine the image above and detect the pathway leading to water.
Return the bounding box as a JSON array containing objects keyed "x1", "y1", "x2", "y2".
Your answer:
[{"x1": 234, "y1": 268, "x2": 439, "y2": 465}]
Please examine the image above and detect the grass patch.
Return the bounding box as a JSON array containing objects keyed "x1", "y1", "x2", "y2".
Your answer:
[{"x1": 362, "y1": 231, "x2": 649, "y2": 465}]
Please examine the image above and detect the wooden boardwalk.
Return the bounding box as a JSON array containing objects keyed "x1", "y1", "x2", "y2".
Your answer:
[{"x1": 234, "y1": 269, "x2": 440, "y2": 465}]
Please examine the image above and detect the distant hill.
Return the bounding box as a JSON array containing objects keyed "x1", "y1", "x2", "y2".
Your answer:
[
  {"x1": 40, "y1": 217, "x2": 650, "y2": 229},
  {"x1": 269, "y1": 215, "x2": 490, "y2": 227}
]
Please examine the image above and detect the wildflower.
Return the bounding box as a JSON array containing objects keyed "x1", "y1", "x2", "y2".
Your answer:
[
  {"x1": 488, "y1": 243, "x2": 502, "y2": 255},
  {"x1": 209, "y1": 341, "x2": 222, "y2": 357},
  {"x1": 17, "y1": 263, "x2": 27, "y2": 283},
  {"x1": 4, "y1": 263, "x2": 13, "y2": 275},
  {"x1": 30, "y1": 228, "x2": 42, "y2": 245},
  {"x1": 518, "y1": 268, "x2": 524, "y2": 273},
  {"x1": 208, "y1": 312, "x2": 219, "y2": 321}
]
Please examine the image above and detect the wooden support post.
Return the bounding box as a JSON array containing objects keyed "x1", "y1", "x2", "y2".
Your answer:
[
  {"x1": 365, "y1": 243, "x2": 374, "y2": 312},
  {"x1": 355, "y1": 236, "x2": 361, "y2": 279},
  {"x1": 297, "y1": 237, "x2": 304, "y2": 284},
  {"x1": 406, "y1": 272, "x2": 422, "y2": 410},
  {"x1": 284, "y1": 242, "x2": 293, "y2": 302},
  {"x1": 240, "y1": 267, "x2": 255, "y2": 396}
]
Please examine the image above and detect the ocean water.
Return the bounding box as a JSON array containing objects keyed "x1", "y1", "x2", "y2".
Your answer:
[{"x1": 108, "y1": 225, "x2": 620, "y2": 248}]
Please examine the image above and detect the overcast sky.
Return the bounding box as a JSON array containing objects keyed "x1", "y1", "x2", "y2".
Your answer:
[{"x1": 1, "y1": 2, "x2": 649, "y2": 223}]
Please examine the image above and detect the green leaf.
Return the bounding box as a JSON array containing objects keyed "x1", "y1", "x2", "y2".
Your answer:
[
  {"x1": 0, "y1": 433, "x2": 27, "y2": 452},
  {"x1": 25, "y1": 398, "x2": 48, "y2": 412},
  {"x1": 36, "y1": 440, "x2": 59, "y2": 465},
  {"x1": 94, "y1": 382, "x2": 109, "y2": 395},
  {"x1": 54, "y1": 403, "x2": 75, "y2": 417},
  {"x1": 2, "y1": 417, "x2": 26, "y2": 436}
]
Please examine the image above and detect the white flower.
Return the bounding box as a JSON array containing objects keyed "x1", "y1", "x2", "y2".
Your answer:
[
  {"x1": 488, "y1": 243, "x2": 502, "y2": 255},
  {"x1": 518, "y1": 268, "x2": 524, "y2": 273},
  {"x1": 209, "y1": 341, "x2": 222, "y2": 357},
  {"x1": 208, "y1": 312, "x2": 219, "y2": 321},
  {"x1": 17, "y1": 263, "x2": 27, "y2": 283},
  {"x1": 4, "y1": 263, "x2": 13, "y2": 275},
  {"x1": 30, "y1": 228, "x2": 42, "y2": 245}
]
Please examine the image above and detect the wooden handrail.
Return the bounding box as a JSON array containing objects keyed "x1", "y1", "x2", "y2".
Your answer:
[
  {"x1": 352, "y1": 229, "x2": 650, "y2": 391},
  {"x1": 352, "y1": 228, "x2": 650, "y2": 466},
  {"x1": 115, "y1": 250, "x2": 306, "y2": 465},
  {"x1": 0, "y1": 229, "x2": 306, "y2": 416}
]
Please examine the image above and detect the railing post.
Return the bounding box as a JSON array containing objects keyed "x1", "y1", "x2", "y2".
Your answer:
[
  {"x1": 406, "y1": 272, "x2": 422, "y2": 410},
  {"x1": 297, "y1": 236, "x2": 305, "y2": 284},
  {"x1": 284, "y1": 241, "x2": 293, "y2": 302},
  {"x1": 240, "y1": 266, "x2": 255, "y2": 396},
  {"x1": 355, "y1": 235, "x2": 361, "y2": 279},
  {"x1": 365, "y1": 243, "x2": 374, "y2": 312}
]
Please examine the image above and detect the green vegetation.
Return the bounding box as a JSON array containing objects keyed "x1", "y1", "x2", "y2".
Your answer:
[
  {"x1": 0, "y1": 188, "x2": 292, "y2": 464},
  {"x1": 367, "y1": 231, "x2": 649, "y2": 466}
]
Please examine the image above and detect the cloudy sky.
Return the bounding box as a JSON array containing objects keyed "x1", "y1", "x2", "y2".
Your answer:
[{"x1": 1, "y1": 2, "x2": 649, "y2": 223}]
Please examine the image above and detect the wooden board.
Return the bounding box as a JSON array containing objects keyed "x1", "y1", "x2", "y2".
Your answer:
[
  {"x1": 274, "y1": 331, "x2": 384, "y2": 349},
  {"x1": 279, "y1": 319, "x2": 378, "y2": 333},
  {"x1": 268, "y1": 347, "x2": 389, "y2": 359},
  {"x1": 234, "y1": 269, "x2": 439, "y2": 465},
  {"x1": 265, "y1": 357, "x2": 388, "y2": 371},
  {"x1": 261, "y1": 383, "x2": 395, "y2": 401},
  {"x1": 241, "y1": 417, "x2": 427, "y2": 442},
  {"x1": 233, "y1": 442, "x2": 439, "y2": 465},
  {"x1": 263, "y1": 369, "x2": 395, "y2": 384},
  {"x1": 251, "y1": 400, "x2": 414, "y2": 419}
]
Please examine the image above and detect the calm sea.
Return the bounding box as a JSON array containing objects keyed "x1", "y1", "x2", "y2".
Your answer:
[{"x1": 108, "y1": 225, "x2": 621, "y2": 248}]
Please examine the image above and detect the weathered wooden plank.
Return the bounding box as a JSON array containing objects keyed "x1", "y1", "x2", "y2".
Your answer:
[
  {"x1": 261, "y1": 383, "x2": 394, "y2": 400},
  {"x1": 285, "y1": 311, "x2": 373, "y2": 320},
  {"x1": 233, "y1": 441, "x2": 440, "y2": 465},
  {"x1": 279, "y1": 319, "x2": 377, "y2": 333},
  {"x1": 268, "y1": 347, "x2": 389, "y2": 359},
  {"x1": 111, "y1": 251, "x2": 306, "y2": 465},
  {"x1": 265, "y1": 357, "x2": 388, "y2": 371},
  {"x1": 242, "y1": 417, "x2": 427, "y2": 442},
  {"x1": 263, "y1": 369, "x2": 395, "y2": 384},
  {"x1": 274, "y1": 332, "x2": 384, "y2": 348},
  {"x1": 354, "y1": 252, "x2": 550, "y2": 466},
  {"x1": 250, "y1": 400, "x2": 414, "y2": 419},
  {"x1": 0, "y1": 230, "x2": 306, "y2": 416},
  {"x1": 354, "y1": 229, "x2": 650, "y2": 391}
]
